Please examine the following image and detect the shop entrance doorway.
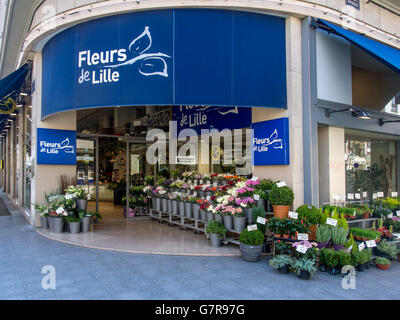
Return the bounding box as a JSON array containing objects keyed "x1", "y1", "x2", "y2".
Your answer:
[{"x1": 77, "y1": 133, "x2": 151, "y2": 222}]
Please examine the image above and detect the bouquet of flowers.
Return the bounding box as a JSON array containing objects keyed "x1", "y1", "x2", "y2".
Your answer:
[{"x1": 235, "y1": 197, "x2": 255, "y2": 208}]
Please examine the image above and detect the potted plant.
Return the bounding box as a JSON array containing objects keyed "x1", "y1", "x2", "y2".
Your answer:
[
  {"x1": 296, "y1": 204, "x2": 321, "y2": 240},
  {"x1": 323, "y1": 249, "x2": 340, "y2": 275},
  {"x1": 65, "y1": 185, "x2": 88, "y2": 211},
  {"x1": 269, "y1": 185, "x2": 294, "y2": 218},
  {"x1": 184, "y1": 197, "x2": 195, "y2": 218},
  {"x1": 239, "y1": 229, "x2": 264, "y2": 262},
  {"x1": 81, "y1": 211, "x2": 102, "y2": 232},
  {"x1": 206, "y1": 221, "x2": 227, "y2": 247},
  {"x1": 35, "y1": 204, "x2": 49, "y2": 229},
  {"x1": 316, "y1": 224, "x2": 331, "y2": 249},
  {"x1": 331, "y1": 227, "x2": 348, "y2": 251},
  {"x1": 65, "y1": 215, "x2": 81, "y2": 234},
  {"x1": 231, "y1": 207, "x2": 246, "y2": 233},
  {"x1": 376, "y1": 240, "x2": 399, "y2": 260},
  {"x1": 375, "y1": 257, "x2": 391, "y2": 270},
  {"x1": 267, "y1": 217, "x2": 282, "y2": 238},
  {"x1": 48, "y1": 209, "x2": 67, "y2": 233},
  {"x1": 291, "y1": 257, "x2": 317, "y2": 280},
  {"x1": 269, "y1": 254, "x2": 293, "y2": 274},
  {"x1": 191, "y1": 198, "x2": 200, "y2": 220}
]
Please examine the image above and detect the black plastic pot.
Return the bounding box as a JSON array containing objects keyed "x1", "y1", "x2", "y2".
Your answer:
[
  {"x1": 327, "y1": 266, "x2": 339, "y2": 275},
  {"x1": 357, "y1": 264, "x2": 365, "y2": 272},
  {"x1": 278, "y1": 264, "x2": 290, "y2": 274},
  {"x1": 319, "y1": 264, "x2": 327, "y2": 272},
  {"x1": 298, "y1": 270, "x2": 311, "y2": 280}
]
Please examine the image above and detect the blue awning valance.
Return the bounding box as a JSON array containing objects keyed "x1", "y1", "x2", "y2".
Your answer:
[{"x1": 316, "y1": 19, "x2": 400, "y2": 74}]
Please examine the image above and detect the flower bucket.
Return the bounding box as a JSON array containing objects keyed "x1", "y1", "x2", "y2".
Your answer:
[
  {"x1": 223, "y1": 215, "x2": 233, "y2": 230},
  {"x1": 171, "y1": 200, "x2": 178, "y2": 215},
  {"x1": 207, "y1": 211, "x2": 214, "y2": 222},
  {"x1": 184, "y1": 202, "x2": 193, "y2": 218},
  {"x1": 178, "y1": 201, "x2": 185, "y2": 216},
  {"x1": 81, "y1": 216, "x2": 91, "y2": 233},
  {"x1": 48, "y1": 216, "x2": 64, "y2": 233},
  {"x1": 167, "y1": 199, "x2": 172, "y2": 213},
  {"x1": 245, "y1": 207, "x2": 254, "y2": 225},
  {"x1": 233, "y1": 216, "x2": 246, "y2": 233},
  {"x1": 209, "y1": 233, "x2": 222, "y2": 247},
  {"x1": 69, "y1": 221, "x2": 81, "y2": 234},
  {"x1": 272, "y1": 205, "x2": 290, "y2": 219},
  {"x1": 40, "y1": 216, "x2": 49, "y2": 229},
  {"x1": 192, "y1": 203, "x2": 200, "y2": 219},
  {"x1": 153, "y1": 197, "x2": 161, "y2": 211},
  {"x1": 200, "y1": 209, "x2": 207, "y2": 221},
  {"x1": 161, "y1": 198, "x2": 168, "y2": 212},
  {"x1": 76, "y1": 199, "x2": 87, "y2": 212},
  {"x1": 214, "y1": 213, "x2": 223, "y2": 224}
]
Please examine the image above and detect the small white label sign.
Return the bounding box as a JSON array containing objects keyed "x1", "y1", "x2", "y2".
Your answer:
[
  {"x1": 397, "y1": 210, "x2": 400, "y2": 217},
  {"x1": 388, "y1": 213, "x2": 393, "y2": 219},
  {"x1": 247, "y1": 224, "x2": 258, "y2": 231},
  {"x1": 377, "y1": 192, "x2": 384, "y2": 198},
  {"x1": 254, "y1": 194, "x2": 260, "y2": 201},
  {"x1": 365, "y1": 240, "x2": 376, "y2": 248},
  {"x1": 326, "y1": 218, "x2": 338, "y2": 227},
  {"x1": 213, "y1": 182, "x2": 218, "y2": 187},
  {"x1": 206, "y1": 196, "x2": 211, "y2": 201},
  {"x1": 256, "y1": 216, "x2": 266, "y2": 225},
  {"x1": 276, "y1": 181, "x2": 287, "y2": 188},
  {"x1": 251, "y1": 176, "x2": 259, "y2": 181},
  {"x1": 358, "y1": 242, "x2": 365, "y2": 251},
  {"x1": 373, "y1": 193, "x2": 378, "y2": 199},
  {"x1": 199, "y1": 179, "x2": 203, "y2": 184},
  {"x1": 392, "y1": 192, "x2": 398, "y2": 197},
  {"x1": 363, "y1": 192, "x2": 368, "y2": 198},
  {"x1": 288, "y1": 211, "x2": 298, "y2": 219},
  {"x1": 355, "y1": 193, "x2": 361, "y2": 200},
  {"x1": 296, "y1": 245, "x2": 308, "y2": 254},
  {"x1": 347, "y1": 245, "x2": 353, "y2": 253},
  {"x1": 347, "y1": 193, "x2": 354, "y2": 200},
  {"x1": 333, "y1": 194, "x2": 346, "y2": 201},
  {"x1": 297, "y1": 233, "x2": 309, "y2": 241}
]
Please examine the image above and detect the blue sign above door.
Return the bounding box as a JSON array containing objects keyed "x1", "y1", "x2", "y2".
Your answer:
[
  {"x1": 252, "y1": 118, "x2": 289, "y2": 165},
  {"x1": 42, "y1": 9, "x2": 287, "y2": 119},
  {"x1": 37, "y1": 128, "x2": 77, "y2": 165},
  {"x1": 172, "y1": 106, "x2": 252, "y2": 135}
]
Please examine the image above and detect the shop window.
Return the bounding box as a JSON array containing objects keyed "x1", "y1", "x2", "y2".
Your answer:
[{"x1": 345, "y1": 135, "x2": 397, "y2": 196}]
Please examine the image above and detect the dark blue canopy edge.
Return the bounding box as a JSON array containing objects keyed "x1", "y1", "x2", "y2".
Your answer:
[
  {"x1": 315, "y1": 19, "x2": 400, "y2": 74},
  {"x1": 0, "y1": 63, "x2": 30, "y2": 135}
]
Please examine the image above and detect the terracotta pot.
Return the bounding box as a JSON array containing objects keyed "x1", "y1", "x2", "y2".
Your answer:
[
  {"x1": 376, "y1": 263, "x2": 390, "y2": 270},
  {"x1": 273, "y1": 233, "x2": 282, "y2": 238},
  {"x1": 308, "y1": 225, "x2": 317, "y2": 241},
  {"x1": 290, "y1": 235, "x2": 297, "y2": 240},
  {"x1": 272, "y1": 205, "x2": 290, "y2": 219},
  {"x1": 282, "y1": 234, "x2": 290, "y2": 239},
  {"x1": 363, "y1": 212, "x2": 370, "y2": 219}
]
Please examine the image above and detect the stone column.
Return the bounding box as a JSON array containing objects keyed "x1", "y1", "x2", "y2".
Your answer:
[{"x1": 30, "y1": 52, "x2": 77, "y2": 226}]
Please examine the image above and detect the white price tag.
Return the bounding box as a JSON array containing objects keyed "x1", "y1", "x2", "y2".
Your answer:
[
  {"x1": 365, "y1": 240, "x2": 376, "y2": 248},
  {"x1": 297, "y1": 233, "x2": 309, "y2": 241},
  {"x1": 397, "y1": 210, "x2": 400, "y2": 217},
  {"x1": 326, "y1": 218, "x2": 338, "y2": 227},
  {"x1": 347, "y1": 245, "x2": 353, "y2": 253},
  {"x1": 358, "y1": 242, "x2": 365, "y2": 251},
  {"x1": 377, "y1": 192, "x2": 384, "y2": 198},
  {"x1": 56, "y1": 207, "x2": 64, "y2": 215},
  {"x1": 388, "y1": 213, "x2": 393, "y2": 219},
  {"x1": 247, "y1": 224, "x2": 258, "y2": 231},
  {"x1": 347, "y1": 193, "x2": 354, "y2": 200},
  {"x1": 392, "y1": 192, "x2": 398, "y2": 197},
  {"x1": 256, "y1": 216, "x2": 266, "y2": 225},
  {"x1": 296, "y1": 245, "x2": 308, "y2": 254},
  {"x1": 199, "y1": 179, "x2": 203, "y2": 184},
  {"x1": 254, "y1": 194, "x2": 260, "y2": 201},
  {"x1": 288, "y1": 211, "x2": 298, "y2": 219},
  {"x1": 362, "y1": 192, "x2": 368, "y2": 198},
  {"x1": 373, "y1": 193, "x2": 378, "y2": 199},
  {"x1": 213, "y1": 182, "x2": 218, "y2": 187},
  {"x1": 276, "y1": 181, "x2": 287, "y2": 188},
  {"x1": 393, "y1": 233, "x2": 400, "y2": 239},
  {"x1": 251, "y1": 176, "x2": 259, "y2": 181},
  {"x1": 355, "y1": 193, "x2": 361, "y2": 200},
  {"x1": 333, "y1": 194, "x2": 346, "y2": 201}
]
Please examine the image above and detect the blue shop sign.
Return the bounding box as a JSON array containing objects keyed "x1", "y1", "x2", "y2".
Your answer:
[
  {"x1": 42, "y1": 9, "x2": 287, "y2": 118},
  {"x1": 172, "y1": 106, "x2": 251, "y2": 135},
  {"x1": 252, "y1": 118, "x2": 289, "y2": 165},
  {"x1": 37, "y1": 128, "x2": 77, "y2": 165}
]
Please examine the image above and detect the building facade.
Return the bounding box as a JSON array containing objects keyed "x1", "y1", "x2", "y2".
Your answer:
[{"x1": 0, "y1": 0, "x2": 399, "y2": 226}]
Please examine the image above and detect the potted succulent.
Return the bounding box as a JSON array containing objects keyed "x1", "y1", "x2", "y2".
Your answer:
[
  {"x1": 239, "y1": 229, "x2": 264, "y2": 262},
  {"x1": 375, "y1": 257, "x2": 391, "y2": 270},
  {"x1": 269, "y1": 185, "x2": 294, "y2": 218},
  {"x1": 269, "y1": 254, "x2": 293, "y2": 274},
  {"x1": 331, "y1": 227, "x2": 348, "y2": 251},
  {"x1": 35, "y1": 204, "x2": 49, "y2": 229},
  {"x1": 291, "y1": 257, "x2": 317, "y2": 280},
  {"x1": 65, "y1": 215, "x2": 81, "y2": 234},
  {"x1": 316, "y1": 224, "x2": 331, "y2": 249},
  {"x1": 206, "y1": 221, "x2": 227, "y2": 247}
]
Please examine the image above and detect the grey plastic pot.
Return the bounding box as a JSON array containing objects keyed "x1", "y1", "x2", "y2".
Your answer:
[
  {"x1": 205, "y1": 191, "x2": 213, "y2": 198},
  {"x1": 178, "y1": 201, "x2": 185, "y2": 216},
  {"x1": 167, "y1": 199, "x2": 172, "y2": 213},
  {"x1": 76, "y1": 199, "x2": 87, "y2": 211},
  {"x1": 223, "y1": 215, "x2": 233, "y2": 230},
  {"x1": 153, "y1": 197, "x2": 161, "y2": 211},
  {"x1": 69, "y1": 221, "x2": 81, "y2": 234},
  {"x1": 192, "y1": 203, "x2": 200, "y2": 219},
  {"x1": 40, "y1": 216, "x2": 49, "y2": 229},
  {"x1": 172, "y1": 200, "x2": 178, "y2": 215},
  {"x1": 185, "y1": 202, "x2": 193, "y2": 218},
  {"x1": 233, "y1": 216, "x2": 246, "y2": 233},
  {"x1": 161, "y1": 198, "x2": 168, "y2": 212},
  {"x1": 200, "y1": 209, "x2": 207, "y2": 221},
  {"x1": 240, "y1": 243, "x2": 263, "y2": 262},
  {"x1": 81, "y1": 216, "x2": 91, "y2": 232},
  {"x1": 245, "y1": 207, "x2": 254, "y2": 225},
  {"x1": 48, "y1": 217, "x2": 64, "y2": 233},
  {"x1": 207, "y1": 211, "x2": 214, "y2": 222},
  {"x1": 214, "y1": 213, "x2": 223, "y2": 224},
  {"x1": 209, "y1": 233, "x2": 222, "y2": 247},
  {"x1": 197, "y1": 190, "x2": 205, "y2": 198}
]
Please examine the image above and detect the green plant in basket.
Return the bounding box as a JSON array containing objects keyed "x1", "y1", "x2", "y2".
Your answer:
[
  {"x1": 269, "y1": 185, "x2": 294, "y2": 206},
  {"x1": 239, "y1": 229, "x2": 264, "y2": 246}
]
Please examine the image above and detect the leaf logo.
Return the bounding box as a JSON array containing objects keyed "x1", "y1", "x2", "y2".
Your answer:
[
  {"x1": 259, "y1": 129, "x2": 283, "y2": 152},
  {"x1": 107, "y1": 26, "x2": 170, "y2": 77}
]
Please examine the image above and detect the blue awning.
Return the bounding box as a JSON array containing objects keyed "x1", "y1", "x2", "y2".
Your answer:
[{"x1": 316, "y1": 19, "x2": 400, "y2": 74}]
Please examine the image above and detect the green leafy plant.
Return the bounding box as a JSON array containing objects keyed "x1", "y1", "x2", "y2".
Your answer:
[
  {"x1": 337, "y1": 251, "x2": 352, "y2": 267},
  {"x1": 34, "y1": 204, "x2": 49, "y2": 217},
  {"x1": 64, "y1": 215, "x2": 81, "y2": 223},
  {"x1": 375, "y1": 257, "x2": 391, "y2": 265},
  {"x1": 377, "y1": 240, "x2": 399, "y2": 259},
  {"x1": 331, "y1": 227, "x2": 348, "y2": 245},
  {"x1": 296, "y1": 205, "x2": 321, "y2": 226},
  {"x1": 252, "y1": 205, "x2": 266, "y2": 234},
  {"x1": 145, "y1": 175, "x2": 154, "y2": 186},
  {"x1": 85, "y1": 211, "x2": 102, "y2": 220},
  {"x1": 323, "y1": 249, "x2": 339, "y2": 267},
  {"x1": 267, "y1": 217, "x2": 282, "y2": 235},
  {"x1": 359, "y1": 248, "x2": 372, "y2": 265},
  {"x1": 269, "y1": 185, "x2": 294, "y2": 206},
  {"x1": 316, "y1": 224, "x2": 331, "y2": 243},
  {"x1": 350, "y1": 228, "x2": 381, "y2": 240},
  {"x1": 170, "y1": 169, "x2": 181, "y2": 179},
  {"x1": 206, "y1": 221, "x2": 227, "y2": 238},
  {"x1": 269, "y1": 254, "x2": 293, "y2": 269},
  {"x1": 291, "y1": 257, "x2": 317, "y2": 276},
  {"x1": 239, "y1": 229, "x2": 264, "y2": 246},
  {"x1": 275, "y1": 240, "x2": 291, "y2": 255}
]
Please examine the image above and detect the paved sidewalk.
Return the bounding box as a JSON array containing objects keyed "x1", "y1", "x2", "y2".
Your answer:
[{"x1": 1, "y1": 214, "x2": 400, "y2": 300}]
